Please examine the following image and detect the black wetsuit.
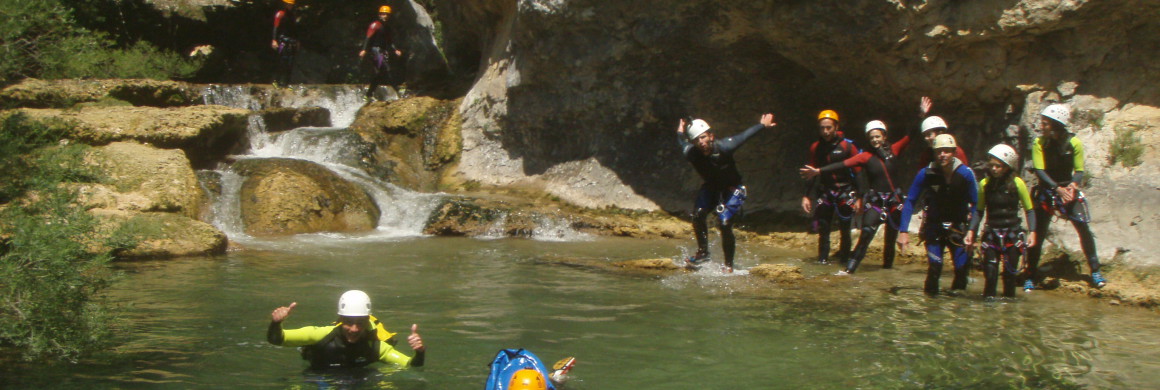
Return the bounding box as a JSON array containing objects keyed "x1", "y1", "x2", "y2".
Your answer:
[
  {"x1": 679, "y1": 124, "x2": 766, "y2": 269},
  {"x1": 806, "y1": 133, "x2": 860, "y2": 263},
  {"x1": 817, "y1": 134, "x2": 913, "y2": 272},
  {"x1": 272, "y1": 8, "x2": 299, "y2": 85},
  {"x1": 362, "y1": 19, "x2": 400, "y2": 98},
  {"x1": 1027, "y1": 135, "x2": 1099, "y2": 285},
  {"x1": 970, "y1": 174, "x2": 1036, "y2": 297}
]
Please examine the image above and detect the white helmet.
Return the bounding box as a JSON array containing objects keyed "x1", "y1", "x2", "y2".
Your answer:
[
  {"x1": 864, "y1": 120, "x2": 887, "y2": 135},
  {"x1": 921, "y1": 116, "x2": 948, "y2": 133},
  {"x1": 687, "y1": 119, "x2": 711, "y2": 140},
  {"x1": 987, "y1": 144, "x2": 1018, "y2": 168},
  {"x1": 1041, "y1": 104, "x2": 1071, "y2": 127},
  {"x1": 932, "y1": 133, "x2": 957, "y2": 149},
  {"x1": 337, "y1": 290, "x2": 372, "y2": 316}
]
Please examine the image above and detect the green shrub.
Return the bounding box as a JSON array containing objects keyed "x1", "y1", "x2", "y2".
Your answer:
[
  {"x1": 1108, "y1": 125, "x2": 1145, "y2": 168},
  {"x1": 0, "y1": 113, "x2": 133, "y2": 362},
  {"x1": 0, "y1": 0, "x2": 200, "y2": 83}
]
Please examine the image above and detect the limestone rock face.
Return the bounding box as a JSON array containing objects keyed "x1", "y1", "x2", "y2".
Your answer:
[
  {"x1": 349, "y1": 97, "x2": 462, "y2": 191},
  {"x1": 259, "y1": 106, "x2": 332, "y2": 133},
  {"x1": 0, "y1": 78, "x2": 200, "y2": 108},
  {"x1": 436, "y1": 0, "x2": 1160, "y2": 265},
  {"x1": 233, "y1": 158, "x2": 380, "y2": 236},
  {"x1": 18, "y1": 105, "x2": 248, "y2": 168},
  {"x1": 84, "y1": 142, "x2": 206, "y2": 218},
  {"x1": 106, "y1": 212, "x2": 228, "y2": 259}
]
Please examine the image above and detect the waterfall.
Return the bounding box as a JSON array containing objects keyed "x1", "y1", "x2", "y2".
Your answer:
[{"x1": 199, "y1": 85, "x2": 440, "y2": 241}]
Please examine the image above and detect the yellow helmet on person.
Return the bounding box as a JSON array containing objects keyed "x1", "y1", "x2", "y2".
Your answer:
[
  {"x1": 509, "y1": 368, "x2": 548, "y2": 390},
  {"x1": 282, "y1": 0, "x2": 295, "y2": 4},
  {"x1": 379, "y1": 5, "x2": 392, "y2": 14},
  {"x1": 932, "y1": 134, "x2": 957, "y2": 150},
  {"x1": 817, "y1": 110, "x2": 839, "y2": 123}
]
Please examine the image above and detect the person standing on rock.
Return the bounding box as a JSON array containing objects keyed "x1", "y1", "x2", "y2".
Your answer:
[
  {"x1": 271, "y1": 0, "x2": 300, "y2": 87},
  {"x1": 677, "y1": 113, "x2": 777, "y2": 273},
  {"x1": 897, "y1": 134, "x2": 979, "y2": 296},
  {"x1": 359, "y1": 5, "x2": 404, "y2": 101},
  {"x1": 800, "y1": 110, "x2": 861, "y2": 265},
  {"x1": 799, "y1": 118, "x2": 914, "y2": 275},
  {"x1": 966, "y1": 144, "x2": 1038, "y2": 298},
  {"x1": 1025, "y1": 104, "x2": 1106, "y2": 290},
  {"x1": 267, "y1": 290, "x2": 426, "y2": 370}
]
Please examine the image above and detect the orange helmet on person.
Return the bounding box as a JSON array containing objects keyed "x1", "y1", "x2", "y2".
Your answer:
[
  {"x1": 282, "y1": 0, "x2": 295, "y2": 4},
  {"x1": 379, "y1": 5, "x2": 392, "y2": 14},
  {"x1": 509, "y1": 368, "x2": 548, "y2": 390},
  {"x1": 817, "y1": 110, "x2": 839, "y2": 123}
]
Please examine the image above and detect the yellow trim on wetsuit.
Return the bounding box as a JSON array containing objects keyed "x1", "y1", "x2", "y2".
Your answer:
[
  {"x1": 1032, "y1": 137, "x2": 1085, "y2": 173},
  {"x1": 279, "y1": 323, "x2": 414, "y2": 367},
  {"x1": 978, "y1": 177, "x2": 1033, "y2": 212}
]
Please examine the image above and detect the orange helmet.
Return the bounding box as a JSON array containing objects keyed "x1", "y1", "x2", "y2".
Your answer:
[
  {"x1": 509, "y1": 368, "x2": 548, "y2": 390},
  {"x1": 282, "y1": 0, "x2": 295, "y2": 4},
  {"x1": 379, "y1": 5, "x2": 392, "y2": 14},
  {"x1": 817, "y1": 110, "x2": 839, "y2": 123}
]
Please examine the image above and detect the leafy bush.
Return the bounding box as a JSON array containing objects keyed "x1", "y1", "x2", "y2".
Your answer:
[
  {"x1": 1108, "y1": 125, "x2": 1145, "y2": 168},
  {"x1": 0, "y1": 113, "x2": 133, "y2": 362},
  {"x1": 0, "y1": 0, "x2": 201, "y2": 84}
]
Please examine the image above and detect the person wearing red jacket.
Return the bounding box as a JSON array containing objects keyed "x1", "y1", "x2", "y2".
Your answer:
[{"x1": 359, "y1": 5, "x2": 404, "y2": 100}]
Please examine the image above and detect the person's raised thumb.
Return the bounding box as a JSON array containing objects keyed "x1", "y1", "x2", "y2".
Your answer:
[
  {"x1": 288, "y1": 302, "x2": 297, "y2": 310},
  {"x1": 411, "y1": 323, "x2": 419, "y2": 335}
]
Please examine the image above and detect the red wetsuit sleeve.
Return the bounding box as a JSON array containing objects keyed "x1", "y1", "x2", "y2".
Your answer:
[
  {"x1": 892, "y1": 134, "x2": 912, "y2": 156},
  {"x1": 956, "y1": 147, "x2": 968, "y2": 164},
  {"x1": 843, "y1": 151, "x2": 873, "y2": 168},
  {"x1": 808, "y1": 142, "x2": 819, "y2": 166},
  {"x1": 366, "y1": 21, "x2": 381, "y2": 38}
]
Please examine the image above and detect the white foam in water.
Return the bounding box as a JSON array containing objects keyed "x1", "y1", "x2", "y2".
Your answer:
[{"x1": 531, "y1": 215, "x2": 591, "y2": 242}]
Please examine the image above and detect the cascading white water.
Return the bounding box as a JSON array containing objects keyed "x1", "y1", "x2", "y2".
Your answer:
[{"x1": 200, "y1": 85, "x2": 440, "y2": 241}]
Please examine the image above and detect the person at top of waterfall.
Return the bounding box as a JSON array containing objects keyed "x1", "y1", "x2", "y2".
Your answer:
[
  {"x1": 270, "y1": 0, "x2": 300, "y2": 86},
  {"x1": 677, "y1": 113, "x2": 778, "y2": 273},
  {"x1": 799, "y1": 113, "x2": 919, "y2": 275},
  {"x1": 966, "y1": 144, "x2": 1038, "y2": 298},
  {"x1": 1024, "y1": 103, "x2": 1106, "y2": 290},
  {"x1": 914, "y1": 97, "x2": 969, "y2": 168},
  {"x1": 897, "y1": 134, "x2": 979, "y2": 296},
  {"x1": 267, "y1": 290, "x2": 426, "y2": 371},
  {"x1": 359, "y1": 5, "x2": 405, "y2": 101},
  {"x1": 800, "y1": 109, "x2": 861, "y2": 265}
]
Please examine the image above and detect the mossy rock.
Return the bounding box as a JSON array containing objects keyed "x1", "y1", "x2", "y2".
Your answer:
[{"x1": 233, "y1": 158, "x2": 380, "y2": 236}]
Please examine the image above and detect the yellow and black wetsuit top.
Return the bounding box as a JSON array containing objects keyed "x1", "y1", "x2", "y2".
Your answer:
[
  {"x1": 1032, "y1": 135, "x2": 1085, "y2": 188},
  {"x1": 971, "y1": 175, "x2": 1036, "y2": 233},
  {"x1": 267, "y1": 319, "x2": 420, "y2": 370}
]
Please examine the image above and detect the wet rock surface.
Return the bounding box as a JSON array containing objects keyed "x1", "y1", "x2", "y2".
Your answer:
[
  {"x1": 232, "y1": 158, "x2": 381, "y2": 237},
  {"x1": 0, "y1": 78, "x2": 200, "y2": 108},
  {"x1": 259, "y1": 106, "x2": 331, "y2": 133},
  {"x1": 349, "y1": 97, "x2": 463, "y2": 191}
]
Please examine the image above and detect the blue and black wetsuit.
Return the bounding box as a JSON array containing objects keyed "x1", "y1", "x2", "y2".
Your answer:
[
  {"x1": 678, "y1": 123, "x2": 765, "y2": 269},
  {"x1": 816, "y1": 135, "x2": 913, "y2": 272},
  {"x1": 1027, "y1": 135, "x2": 1099, "y2": 285},
  {"x1": 970, "y1": 173, "x2": 1036, "y2": 297},
  {"x1": 900, "y1": 158, "x2": 978, "y2": 294},
  {"x1": 806, "y1": 133, "x2": 861, "y2": 263}
]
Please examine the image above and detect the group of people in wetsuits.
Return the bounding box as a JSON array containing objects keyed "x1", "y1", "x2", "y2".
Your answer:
[
  {"x1": 680, "y1": 97, "x2": 1106, "y2": 297},
  {"x1": 271, "y1": 0, "x2": 404, "y2": 99}
]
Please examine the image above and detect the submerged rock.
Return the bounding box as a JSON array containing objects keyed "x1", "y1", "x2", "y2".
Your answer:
[
  {"x1": 749, "y1": 264, "x2": 804, "y2": 283},
  {"x1": 232, "y1": 158, "x2": 380, "y2": 236},
  {"x1": 259, "y1": 106, "x2": 332, "y2": 133},
  {"x1": 612, "y1": 258, "x2": 684, "y2": 271}
]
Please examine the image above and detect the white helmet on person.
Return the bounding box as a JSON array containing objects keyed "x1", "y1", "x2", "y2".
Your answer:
[
  {"x1": 687, "y1": 119, "x2": 711, "y2": 140},
  {"x1": 864, "y1": 120, "x2": 887, "y2": 135},
  {"x1": 1041, "y1": 104, "x2": 1071, "y2": 127},
  {"x1": 987, "y1": 144, "x2": 1019, "y2": 168},
  {"x1": 338, "y1": 290, "x2": 372, "y2": 316},
  {"x1": 932, "y1": 134, "x2": 957, "y2": 149},
  {"x1": 921, "y1": 116, "x2": 948, "y2": 133}
]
